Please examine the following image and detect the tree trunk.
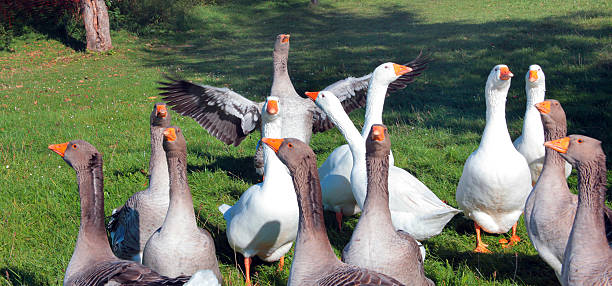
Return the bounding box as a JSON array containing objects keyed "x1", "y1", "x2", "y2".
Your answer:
[
  {"x1": 311, "y1": 0, "x2": 319, "y2": 5},
  {"x1": 81, "y1": 0, "x2": 112, "y2": 52}
]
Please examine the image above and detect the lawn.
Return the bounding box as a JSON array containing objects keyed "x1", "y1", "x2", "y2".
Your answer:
[{"x1": 1, "y1": 0, "x2": 611, "y2": 285}]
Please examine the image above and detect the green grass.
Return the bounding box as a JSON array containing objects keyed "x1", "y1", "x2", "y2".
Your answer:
[{"x1": 1, "y1": 0, "x2": 611, "y2": 285}]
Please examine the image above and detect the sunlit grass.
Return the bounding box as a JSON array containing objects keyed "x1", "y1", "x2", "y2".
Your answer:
[{"x1": 1, "y1": 0, "x2": 611, "y2": 285}]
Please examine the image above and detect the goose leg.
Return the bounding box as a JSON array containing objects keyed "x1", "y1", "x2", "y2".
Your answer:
[
  {"x1": 277, "y1": 256, "x2": 284, "y2": 272},
  {"x1": 503, "y1": 222, "x2": 521, "y2": 248},
  {"x1": 474, "y1": 222, "x2": 491, "y2": 253},
  {"x1": 244, "y1": 256, "x2": 252, "y2": 286},
  {"x1": 335, "y1": 212, "x2": 343, "y2": 231}
]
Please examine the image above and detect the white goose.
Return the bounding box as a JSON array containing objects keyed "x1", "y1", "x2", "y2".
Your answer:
[
  {"x1": 306, "y1": 90, "x2": 460, "y2": 240},
  {"x1": 456, "y1": 64, "x2": 532, "y2": 253},
  {"x1": 513, "y1": 64, "x2": 571, "y2": 185},
  {"x1": 319, "y1": 62, "x2": 410, "y2": 229},
  {"x1": 217, "y1": 97, "x2": 297, "y2": 286}
]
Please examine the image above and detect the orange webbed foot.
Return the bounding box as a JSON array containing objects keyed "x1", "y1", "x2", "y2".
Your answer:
[{"x1": 474, "y1": 242, "x2": 492, "y2": 253}]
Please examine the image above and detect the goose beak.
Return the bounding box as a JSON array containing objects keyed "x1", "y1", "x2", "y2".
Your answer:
[
  {"x1": 281, "y1": 34, "x2": 290, "y2": 43},
  {"x1": 535, "y1": 101, "x2": 550, "y2": 114},
  {"x1": 544, "y1": 137, "x2": 570, "y2": 153},
  {"x1": 528, "y1": 70, "x2": 538, "y2": 82},
  {"x1": 156, "y1": 104, "x2": 168, "y2": 118},
  {"x1": 49, "y1": 142, "x2": 68, "y2": 157},
  {"x1": 371, "y1": 126, "x2": 386, "y2": 141},
  {"x1": 266, "y1": 100, "x2": 279, "y2": 115},
  {"x1": 164, "y1": 128, "x2": 177, "y2": 142},
  {"x1": 393, "y1": 63, "x2": 412, "y2": 76},
  {"x1": 261, "y1": 138, "x2": 284, "y2": 153},
  {"x1": 499, "y1": 66, "x2": 513, "y2": 80},
  {"x1": 305, "y1": 91, "x2": 319, "y2": 101}
]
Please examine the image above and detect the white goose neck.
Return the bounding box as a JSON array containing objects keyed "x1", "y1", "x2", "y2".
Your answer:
[
  {"x1": 360, "y1": 76, "x2": 388, "y2": 138},
  {"x1": 521, "y1": 85, "x2": 546, "y2": 140},
  {"x1": 323, "y1": 103, "x2": 365, "y2": 156},
  {"x1": 262, "y1": 118, "x2": 290, "y2": 183},
  {"x1": 481, "y1": 82, "x2": 512, "y2": 147}
]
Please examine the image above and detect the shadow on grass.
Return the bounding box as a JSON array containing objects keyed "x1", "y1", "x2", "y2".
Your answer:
[
  {"x1": 0, "y1": 266, "x2": 50, "y2": 286},
  {"x1": 138, "y1": 1, "x2": 611, "y2": 167},
  {"x1": 429, "y1": 246, "x2": 559, "y2": 285}
]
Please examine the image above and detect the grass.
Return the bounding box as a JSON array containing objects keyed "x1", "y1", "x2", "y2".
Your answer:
[{"x1": 1, "y1": 0, "x2": 611, "y2": 285}]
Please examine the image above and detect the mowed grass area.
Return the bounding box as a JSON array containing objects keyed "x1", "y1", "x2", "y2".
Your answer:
[{"x1": 1, "y1": 0, "x2": 611, "y2": 285}]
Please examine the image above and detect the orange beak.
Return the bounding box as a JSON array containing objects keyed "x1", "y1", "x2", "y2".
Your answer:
[
  {"x1": 499, "y1": 66, "x2": 514, "y2": 80},
  {"x1": 261, "y1": 137, "x2": 284, "y2": 153},
  {"x1": 305, "y1": 91, "x2": 319, "y2": 101},
  {"x1": 371, "y1": 126, "x2": 386, "y2": 141},
  {"x1": 281, "y1": 34, "x2": 290, "y2": 43},
  {"x1": 156, "y1": 104, "x2": 167, "y2": 118},
  {"x1": 528, "y1": 70, "x2": 538, "y2": 83},
  {"x1": 164, "y1": 128, "x2": 177, "y2": 142},
  {"x1": 49, "y1": 142, "x2": 68, "y2": 157},
  {"x1": 544, "y1": 137, "x2": 570, "y2": 153},
  {"x1": 535, "y1": 101, "x2": 550, "y2": 114},
  {"x1": 266, "y1": 100, "x2": 279, "y2": 115},
  {"x1": 393, "y1": 63, "x2": 412, "y2": 76}
]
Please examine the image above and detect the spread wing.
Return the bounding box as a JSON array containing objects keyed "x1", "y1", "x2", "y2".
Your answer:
[
  {"x1": 312, "y1": 52, "x2": 432, "y2": 133},
  {"x1": 319, "y1": 265, "x2": 405, "y2": 286},
  {"x1": 73, "y1": 260, "x2": 190, "y2": 286},
  {"x1": 159, "y1": 76, "x2": 262, "y2": 146}
]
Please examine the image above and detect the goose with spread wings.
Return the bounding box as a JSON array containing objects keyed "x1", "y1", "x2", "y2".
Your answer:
[{"x1": 158, "y1": 35, "x2": 429, "y2": 169}]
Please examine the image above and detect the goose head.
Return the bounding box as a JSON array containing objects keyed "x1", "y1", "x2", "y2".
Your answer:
[
  {"x1": 372, "y1": 62, "x2": 412, "y2": 85},
  {"x1": 274, "y1": 34, "x2": 290, "y2": 54},
  {"x1": 486, "y1": 64, "x2": 513, "y2": 91},
  {"x1": 162, "y1": 126, "x2": 187, "y2": 154},
  {"x1": 262, "y1": 96, "x2": 281, "y2": 122},
  {"x1": 526, "y1": 64, "x2": 545, "y2": 88},
  {"x1": 49, "y1": 140, "x2": 100, "y2": 170},
  {"x1": 366, "y1": 124, "x2": 391, "y2": 157},
  {"x1": 304, "y1": 90, "x2": 343, "y2": 115},
  {"x1": 150, "y1": 102, "x2": 171, "y2": 127},
  {"x1": 536, "y1": 99, "x2": 566, "y2": 131},
  {"x1": 261, "y1": 137, "x2": 315, "y2": 173},
  {"x1": 544, "y1": 135, "x2": 604, "y2": 168}
]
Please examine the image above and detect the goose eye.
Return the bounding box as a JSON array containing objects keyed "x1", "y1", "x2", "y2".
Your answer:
[
  {"x1": 385, "y1": 66, "x2": 389, "y2": 69},
  {"x1": 577, "y1": 139, "x2": 583, "y2": 143},
  {"x1": 288, "y1": 143, "x2": 293, "y2": 148},
  {"x1": 72, "y1": 144, "x2": 77, "y2": 149}
]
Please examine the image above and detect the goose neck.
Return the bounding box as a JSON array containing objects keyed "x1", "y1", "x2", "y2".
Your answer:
[
  {"x1": 322, "y1": 103, "x2": 364, "y2": 155},
  {"x1": 570, "y1": 156, "x2": 608, "y2": 247},
  {"x1": 73, "y1": 157, "x2": 114, "y2": 259},
  {"x1": 290, "y1": 157, "x2": 338, "y2": 263},
  {"x1": 148, "y1": 126, "x2": 169, "y2": 196},
  {"x1": 161, "y1": 152, "x2": 198, "y2": 233},
  {"x1": 481, "y1": 86, "x2": 511, "y2": 147},
  {"x1": 361, "y1": 154, "x2": 393, "y2": 227},
  {"x1": 360, "y1": 78, "x2": 388, "y2": 137}
]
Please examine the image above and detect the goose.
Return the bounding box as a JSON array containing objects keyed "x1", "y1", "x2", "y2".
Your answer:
[
  {"x1": 106, "y1": 103, "x2": 171, "y2": 262},
  {"x1": 305, "y1": 90, "x2": 460, "y2": 240},
  {"x1": 342, "y1": 124, "x2": 433, "y2": 285},
  {"x1": 217, "y1": 96, "x2": 298, "y2": 285},
  {"x1": 261, "y1": 137, "x2": 405, "y2": 286},
  {"x1": 319, "y1": 62, "x2": 412, "y2": 230},
  {"x1": 455, "y1": 64, "x2": 532, "y2": 253},
  {"x1": 158, "y1": 34, "x2": 429, "y2": 175},
  {"x1": 142, "y1": 126, "x2": 222, "y2": 281},
  {"x1": 48, "y1": 140, "x2": 191, "y2": 285},
  {"x1": 525, "y1": 99, "x2": 612, "y2": 280},
  {"x1": 544, "y1": 135, "x2": 612, "y2": 285},
  {"x1": 513, "y1": 65, "x2": 571, "y2": 185}
]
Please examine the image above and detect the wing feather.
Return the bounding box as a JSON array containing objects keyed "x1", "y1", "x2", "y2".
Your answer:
[{"x1": 159, "y1": 76, "x2": 262, "y2": 146}]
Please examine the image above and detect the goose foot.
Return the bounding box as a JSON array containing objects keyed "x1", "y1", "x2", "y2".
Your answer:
[
  {"x1": 244, "y1": 256, "x2": 252, "y2": 286},
  {"x1": 473, "y1": 221, "x2": 492, "y2": 253},
  {"x1": 335, "y1": 212, "x2": 343, "y2": 231},
  {"x1": 501, "y1": 223, "x2": 521, "y2": 248},
  {"x1": 277, "y1": 256, "x2": 284, "y2": 272}
]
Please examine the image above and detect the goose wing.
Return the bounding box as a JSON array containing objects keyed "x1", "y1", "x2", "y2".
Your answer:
[
  {"x1": 73, "y1": 260, "x2": 190, "y2": 286},
  {"x1": 320, "y1": 265, "x2": 405, "y2": 286},
  {"x1": 159, "y1": 76, "x2": 262, "y2": 146},
  {"x1": 312, "y1": 52, "x2": 431, "y2": 133}
]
